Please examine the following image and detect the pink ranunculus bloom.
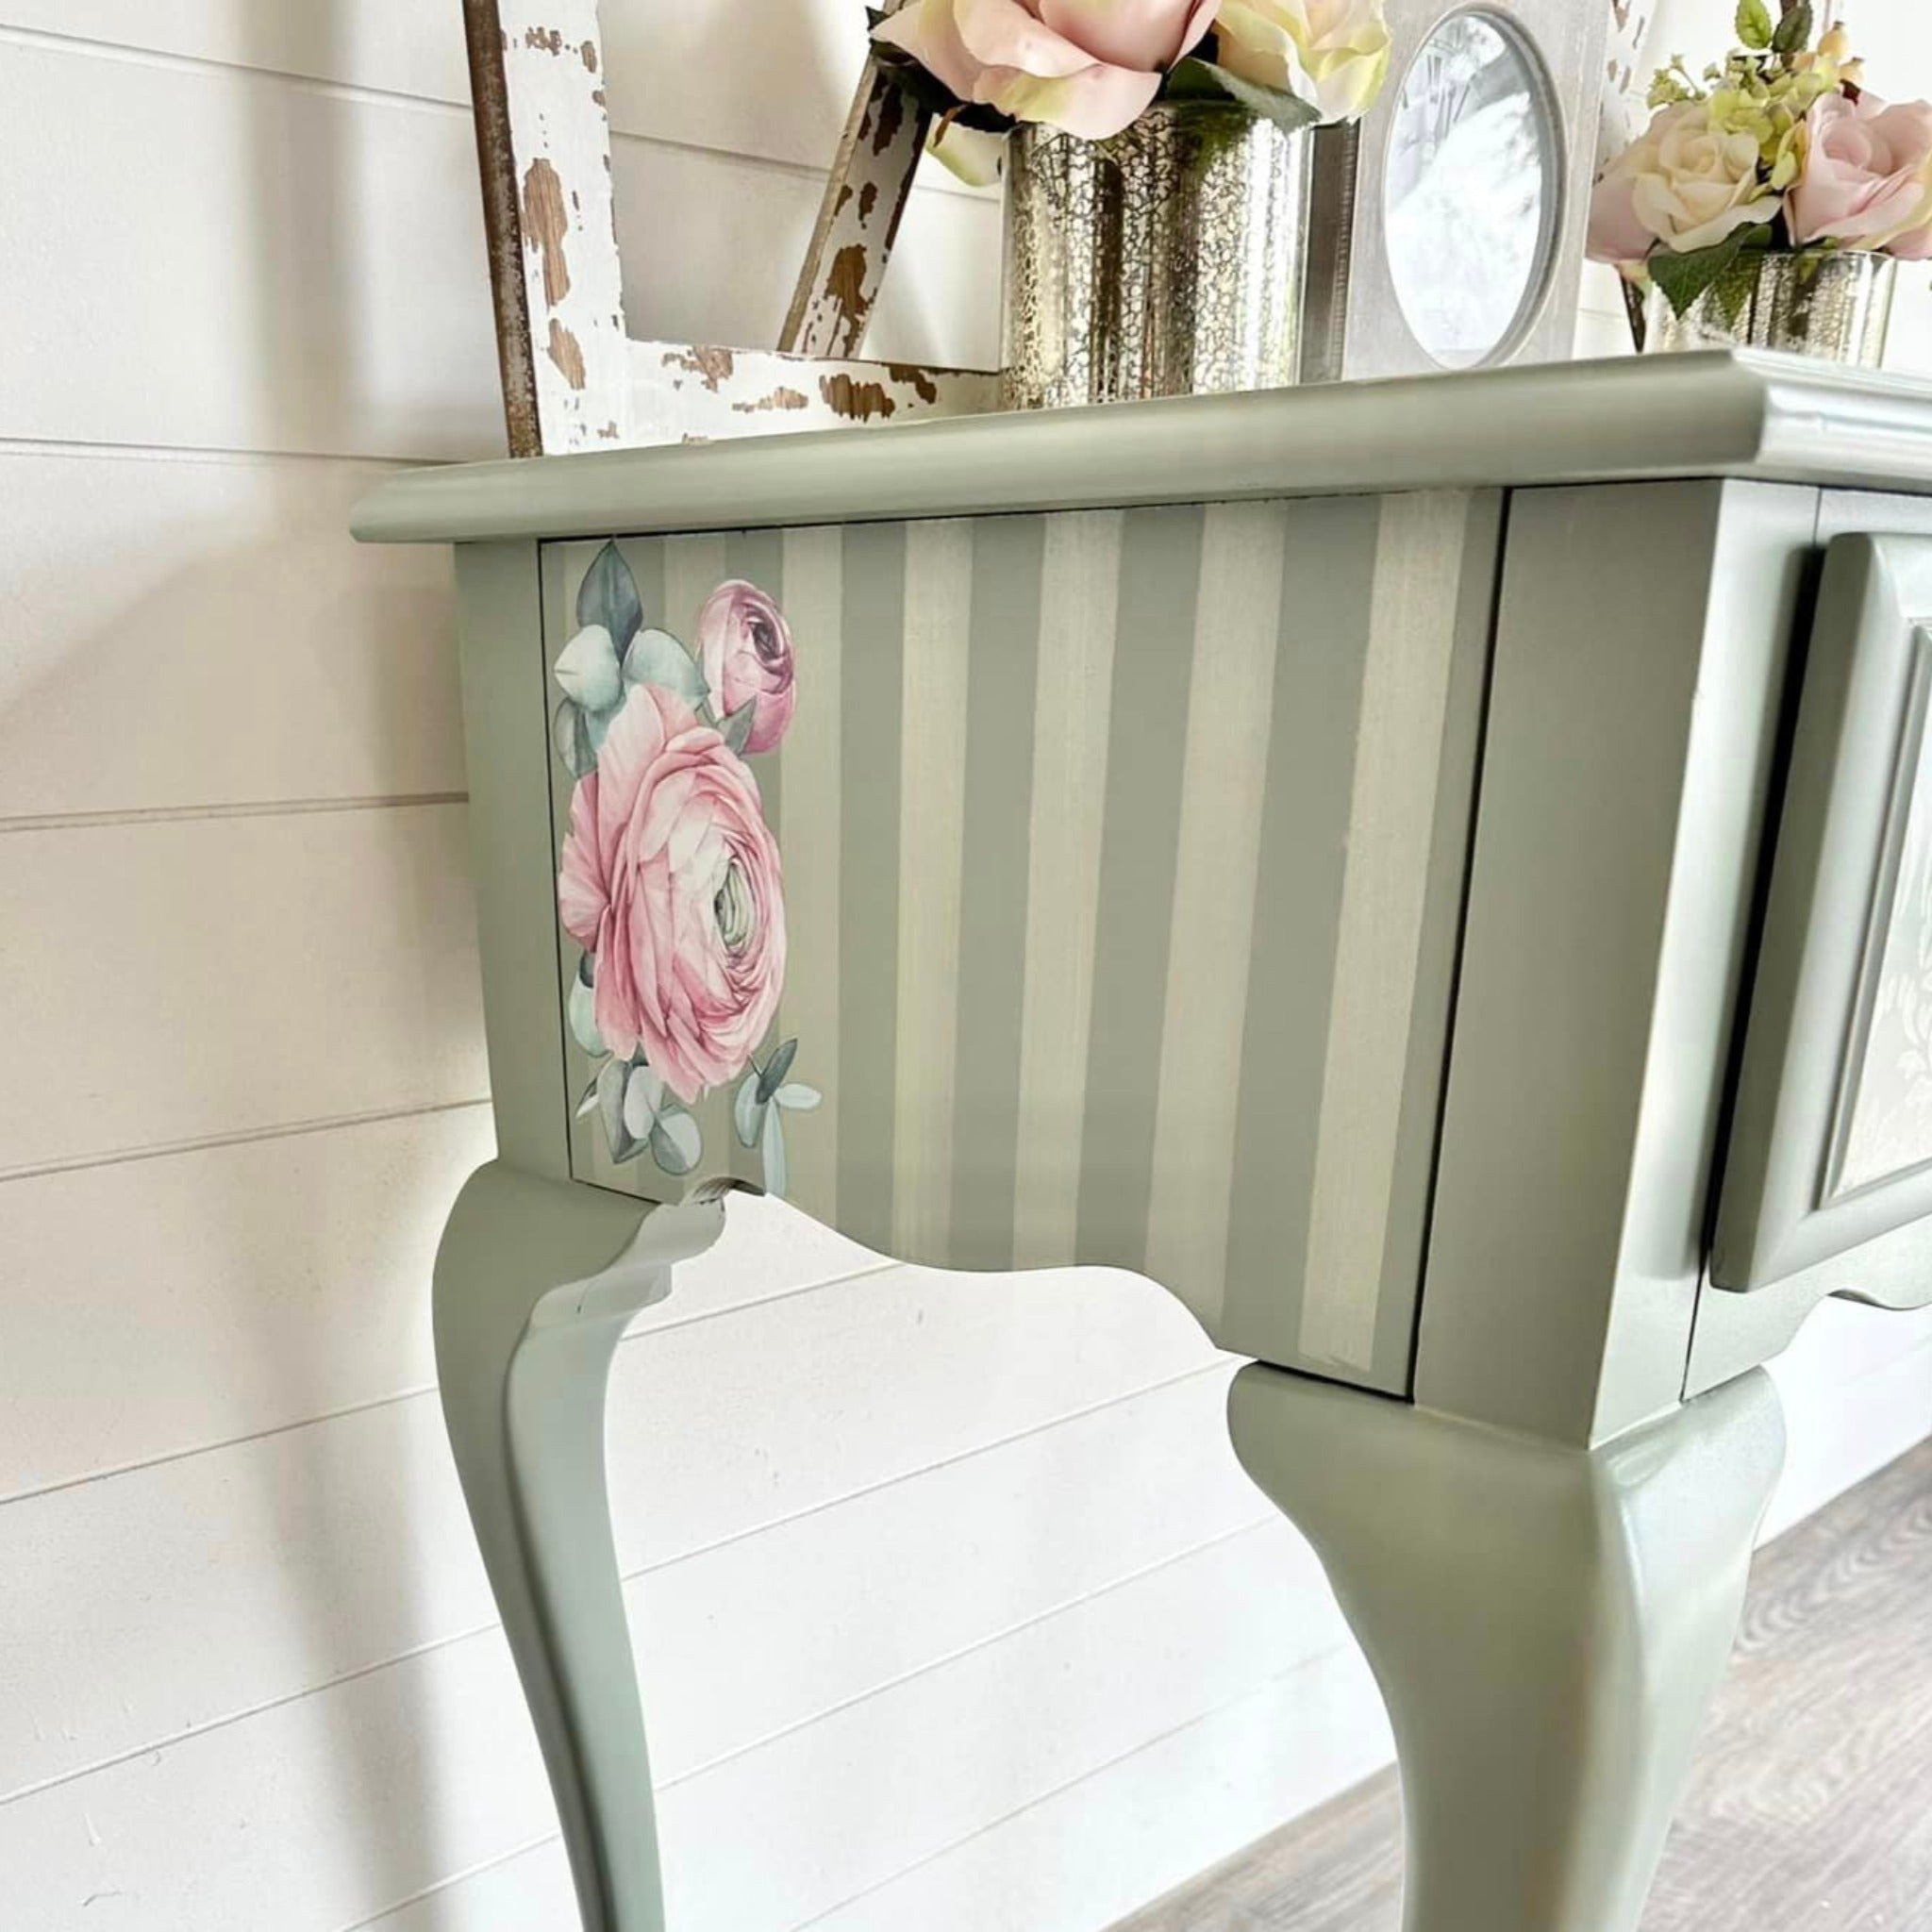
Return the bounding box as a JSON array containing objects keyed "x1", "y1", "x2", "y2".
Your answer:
[
  {"x1": 558, "y1": 684, "x2": 787, "y2": 1106},
  {"x1": 874, "y1": 0, "x2": 1220, "y2": 142},
  {"x1": 695, "y1": 580, "x2": 797, "y2": 754},
  {"x1": 1789, "y1": 92, "x2": 1932, "y2": 260}
]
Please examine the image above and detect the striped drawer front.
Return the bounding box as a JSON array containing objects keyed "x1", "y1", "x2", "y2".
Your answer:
[{"x1": 539, "y1": 492, "x2": 1499, "y2": 1389}]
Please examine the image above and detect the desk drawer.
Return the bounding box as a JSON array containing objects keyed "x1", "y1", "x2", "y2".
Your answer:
[
  {"x1": 475, "y1": 492, "x2": 1501, "y2": 1392},
  {"x1": 1716, "y1": 534, "x2": 1932, "y2": 1292}
]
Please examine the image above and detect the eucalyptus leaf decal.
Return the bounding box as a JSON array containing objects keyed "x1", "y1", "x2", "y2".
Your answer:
[
  {"x1": 555, "y1": 624, "x2": 625, "y2": 714},
  {"x1": 623, "y1": 627, "x2": 711, "y2": 709},
  {"x1": 554, "y1": 699, "x2": 598, "y2": 779},
  {"x1": 650, "y1": 1108, "x2": 703, "y2": 1176},
  {"x1": 597, "y1": 1058, "x2": 641, "y2": 1164},
  {"x1": 759, "y1": 1037, "x2": 800, "y2": 1103},
  {"x1": 720, "y1": 700, "x2": 758, "y2": 757},
  {"x1": 760, "y1": 1102, "x2": 789, "y2": 1200},
  {"x1": 577, "y1": 541, "x2": 643, "y2": 653},
  {"x1": 734, "y1": 1041, "x2": 817, "y2": 1195},
  {"x1": 567, "y1": 962, "x2": 608, "y2": 1058}
]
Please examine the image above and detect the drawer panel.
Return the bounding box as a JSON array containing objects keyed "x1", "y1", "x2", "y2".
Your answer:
[
  {"x1": 1716, "y1": 534, "x2": 1932, "y2": 1292},
  {"x1": 514, "y1": 493, "x2": 1498, "y2": 1391}
]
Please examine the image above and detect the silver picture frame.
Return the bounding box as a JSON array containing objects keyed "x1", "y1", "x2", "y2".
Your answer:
[{"x1": 1340, "y1": 0, "x2": 1606, "y2": 380}]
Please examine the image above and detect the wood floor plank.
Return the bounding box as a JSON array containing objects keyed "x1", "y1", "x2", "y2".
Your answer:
[{"x1": 1109, "y1": 1435, "x2": 1932, "y2": 1932}]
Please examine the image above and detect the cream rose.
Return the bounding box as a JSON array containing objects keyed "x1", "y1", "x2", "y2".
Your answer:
[
  {"x1": 1789, "y1": 92, "x2": 1932, "y2": 260},
  {"x1": 874, "y1": 0, "x2": 1219, "y2": 142},
  {"x1": 1589, "y1": 100, "x2": 1783, "y2": 262},
  {"x1": 1211, "y1": 0, "x2": 1391, "y2": 124}
]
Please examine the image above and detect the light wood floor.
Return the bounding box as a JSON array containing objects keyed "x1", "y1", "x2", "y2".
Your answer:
[{"x1": 1112, "y1": 1436, "x2": 1932, "y2": 1932}]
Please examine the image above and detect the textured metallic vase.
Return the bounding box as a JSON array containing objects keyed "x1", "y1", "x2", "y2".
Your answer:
[
  {"x1": 1002, "y1": 102, "x2": 1312, "y2": 411},
  {"x1": 1642, "y1": 250, "x2": 1897, "y2": 367}
]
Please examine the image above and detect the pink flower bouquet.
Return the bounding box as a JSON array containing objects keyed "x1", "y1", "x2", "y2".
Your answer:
[
  {"x1": 870, "y1": 0, "x2": 1392, "y2": 180},
  {"x1": 1590, "y1": 2, "x2": 1932, "y2": 321}
]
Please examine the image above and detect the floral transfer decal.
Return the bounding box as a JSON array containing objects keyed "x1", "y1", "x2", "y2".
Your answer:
[{"x1": 554, "y1": 543, "x2": 819, "y2": 1193}]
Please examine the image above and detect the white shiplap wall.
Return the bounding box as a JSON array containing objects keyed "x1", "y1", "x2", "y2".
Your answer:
[{"x1": 3, "y1": 6, "x2": 1931, "y2": 1932}]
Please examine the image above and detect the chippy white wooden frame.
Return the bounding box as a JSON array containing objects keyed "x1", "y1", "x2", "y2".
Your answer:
[{"x1": 461, "y1": 0, "x2": 994, "y2": 454}]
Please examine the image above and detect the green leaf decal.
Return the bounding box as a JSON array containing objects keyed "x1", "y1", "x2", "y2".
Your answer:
[
  {"x1": 554, "y1": 699, "x2": 598, "y2": 778},
  {"x1": 623, "y1": 1063, "x2": 668, "y2": 1141},
  {"x1": 1735, "y1": 0, "x2": 1774, "y2": 49},
  {"x1": 1180, "y1": 59, "x2": 1322, "y2": 137},
  {"x1": 577, "y1": 542, "x2": 643, "y2": 653},
  {"x1": 760, "y1": 1102, "x2": 789, "y2": 1199},
  {"x1": 758, "y1": 1038, "x2": 800, "y2": 1105},
  {"x1": 554, "y1": 624, "x2": 624, "y2": 714},
  {"x1": 651, "y1": 1108, "x2": 703, "y2": 1176},
  {"x1": 567, "y1": 968, "x2": 608, "y2": 1058},
  {"x1": 622, "y1": 627, "x2": 710, "y2": 709},
  {"x1": 774, "y1": 1082, "x2": 823, "y2": 1112},
  {"x1": 597, "y1": 1058, "x2": 641, "y2": 1163},
  {"x1": 734, "y1": 1070, "x2": 766, "y2": 1150},
  {"x1": 575, "y1": 1074, "x2": 602, "y2": 1120},
  {"x1": 720, "y1": 700, "x2": 758, "y2": 757}
]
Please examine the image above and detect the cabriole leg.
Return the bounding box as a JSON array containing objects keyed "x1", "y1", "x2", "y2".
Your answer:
[
  {"x1": 1227, "y1": 1367, "x2": 1785, "y2": 1932},
  {"x1": 433, "y1": 1161, "x2": 726, "y2": 1932}
]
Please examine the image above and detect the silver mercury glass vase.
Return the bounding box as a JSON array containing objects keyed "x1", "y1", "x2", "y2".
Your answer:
[
  {"x1": 1642, "y1": 248, "x2": 1897, "y2": 367},
  {"x1": 1002, "y1": 101, "x2": 1313, "y2": 411}
]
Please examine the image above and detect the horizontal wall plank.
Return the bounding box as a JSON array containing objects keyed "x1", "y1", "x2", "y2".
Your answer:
[
  {"x1": 358, "y1": 1644, "x2": 1391, "y2": 1932},
  {"x1": 808, "y1": 1643, "x2": 1391, "y2": 1932},
  {"x1": 0, "y1": 1517, "x2": 1342, "y2": 1932},
  {"x1": 1, "y1": 2, "x2": 993, "y2": 194},
  {"x1": 0, "y1": 1105, "x2": 491, "y2": 1502},
  {"x1": 0, "y1": 42, "x2": 999, "y2": 464},
  {"x1": 1, "y1": 1259, "x2": 1231, "y2": 1797},
  {"x1": 0, "y1": 1154, "x2": 883, "y2": 1505},
  {"x1": 0, "y1": 805, "x2": 487, "y2": 1175},
  {"x1": 0, "y1": 449, "x2": 463, "y2": 820}
]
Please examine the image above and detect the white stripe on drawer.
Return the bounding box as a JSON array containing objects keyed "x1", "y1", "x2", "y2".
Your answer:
[
  {"x1": 1296, "y1": 493, "x2": 1468, "y2": 1372},
  {"x1": 1011, "y1": 510, "x2": 1124, "y2": 1269},
  {"x1": 891, "y1": 522, "x2": 974, "y2": 1257},
  {"x1": 1144, "y1": 503, "x2": 1288, "y2": 1317}
]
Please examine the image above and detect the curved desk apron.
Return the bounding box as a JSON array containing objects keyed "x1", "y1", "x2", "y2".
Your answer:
[{"x1": 355, "y1": 352, "x2": 1932, "y2": 1932}]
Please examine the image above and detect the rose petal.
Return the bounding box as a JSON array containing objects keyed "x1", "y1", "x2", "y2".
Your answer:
[{"x1": 1036, "y1": 0, "x2": 1214, "y2": 73}]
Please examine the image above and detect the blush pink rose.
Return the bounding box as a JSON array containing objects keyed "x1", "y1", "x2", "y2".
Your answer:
[
  {"x1": 695, "y1": 581, "x2": 796, "y2": 754},
  {"x1": 1789, "y1": 92, "x2": 1932, "y2": 260},
  {"x1": 874, "y1": 0, "x2": 1219, "y2": 142},
  {"x1": 558, "y1": 684, "x2": 787, "y2": 1106}
]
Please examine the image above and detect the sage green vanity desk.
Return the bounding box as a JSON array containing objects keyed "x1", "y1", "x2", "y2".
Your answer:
[{"x1": 355, "y1": 352, "x2": 1932, "y2": 1932}]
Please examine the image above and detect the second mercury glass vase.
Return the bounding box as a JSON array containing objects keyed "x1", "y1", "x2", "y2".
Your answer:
[
  {"x1": 1642, "y1": 249, "x2": 1897, "y2": 368},
  {"x1": 1002, "y1": 101, "x2": 1313, "y2": 411}
]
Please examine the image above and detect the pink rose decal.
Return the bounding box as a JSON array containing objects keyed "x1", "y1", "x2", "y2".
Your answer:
[
  {"x1": 1789, "y1": 92, "x2": 1932, "y2": 260},
  {"x1": 558, "y1": 682, "x2": 787, "y2": 1107},
  {"x1": 874, "y1": 0, "x2": 1218, "y2": 142},
  {"x1": 696, "y1": 580, "x2": 797, "y2": 754}
]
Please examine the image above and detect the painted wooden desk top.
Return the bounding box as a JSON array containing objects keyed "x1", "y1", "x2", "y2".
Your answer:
[{"x1": 355, "y1": 352, "x2": 1932, "y2": 546}]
